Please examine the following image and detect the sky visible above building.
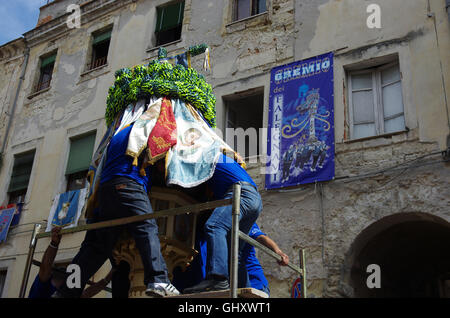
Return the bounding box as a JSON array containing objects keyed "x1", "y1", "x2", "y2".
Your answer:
[{"x1": 0, "y1": 0, "x2": 48, "y2": 46}]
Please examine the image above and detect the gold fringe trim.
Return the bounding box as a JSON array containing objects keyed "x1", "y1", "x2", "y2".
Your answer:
[
  {"x1": 87, "y1": 170, "x2": 95, "y2": 186},
  {"x1": 147, "y1": 148, "x2": 168, "y2": 166}
]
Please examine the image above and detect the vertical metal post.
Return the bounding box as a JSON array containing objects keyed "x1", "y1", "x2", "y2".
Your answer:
[
  {"x1": 19, "y1": 223, "x2": 41, "y2": 298},
  {"x1": 300, "y1": 249, "x2": 307, "y2": 298},
  {"x1": 230, "y1": 183, "x2": 241, "y2": 298}
]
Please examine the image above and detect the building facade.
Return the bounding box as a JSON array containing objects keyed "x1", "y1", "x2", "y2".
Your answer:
[{"x1": 0, "y1": 0, "x2": 449, "y2": 298}]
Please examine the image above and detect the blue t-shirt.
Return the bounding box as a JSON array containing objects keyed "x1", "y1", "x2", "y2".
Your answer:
[
  {"x1": 243, "y1": 223, "x2": 269, "y2": 291},
  {"x1": 100, "y1": 124, "x2": 152, "y2": 192},
  {"x1": 28, "y1": 275, "x2": 57, "y2": 298},
  {"x1": 208, "y1": 154, "x2": 257, "y2": 199}
]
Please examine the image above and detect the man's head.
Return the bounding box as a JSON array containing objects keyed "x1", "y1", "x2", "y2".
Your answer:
[{"x1": 50, "y1": 267, "x2": 67, "y2": 289}]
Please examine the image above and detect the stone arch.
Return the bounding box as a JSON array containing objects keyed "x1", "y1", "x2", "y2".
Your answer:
[{"x1": 341, "y1": 212, "x2": 450, "y2": 297}]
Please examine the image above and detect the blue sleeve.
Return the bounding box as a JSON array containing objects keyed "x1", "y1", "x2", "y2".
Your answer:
[
  {"x1": 28, "y1": 275, "x2": 56, "y2": 299},
  {"x1": 249, "y1": 223, "x2": 266, "y2": 239}
]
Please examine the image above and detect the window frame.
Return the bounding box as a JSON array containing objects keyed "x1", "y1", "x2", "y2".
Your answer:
[
  {"x1": 88, "y1": 28, "x2": 112, "y2": 71},
  {"x1": 7, "y1": 150, "x2": 36, "y2": 205},
  {"x1": 223, "y1": 88, "x2": 265, "y2": 160},
  {"x1": 154, "y1": 1, "x2": 185, "y2": 47},
  {"x1": 347, "y1": 61, "x2": 405, "y2": 140},
  {"x1": 233, "y1": 0, "x2": 268, "y2": 22},
  {"x1": 35, "y1": 53, "x2": 56, "y2": 93},
  {"x1": 65, "y1": 132, "x2": 96, "y2": 192}
]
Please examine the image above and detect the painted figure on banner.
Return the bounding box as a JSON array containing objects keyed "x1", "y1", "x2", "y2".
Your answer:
[{"x1": 266, "y1": 52, "x2": 335, "y2": 189}]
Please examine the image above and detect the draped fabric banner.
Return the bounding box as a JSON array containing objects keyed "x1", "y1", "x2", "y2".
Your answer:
[
  {"x1": 46, "y1": 188, "x2": 87, "y2": 232},
  {"x1": 266, "y1": 52, "x2": 335, "y2": 190},
  {"x1": 0, "y1": 208, "x2": 16, "y2": 243}
]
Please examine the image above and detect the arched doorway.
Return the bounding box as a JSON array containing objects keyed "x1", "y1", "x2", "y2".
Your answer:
[{"x1": 347, "y1": 213, "x2": 450, "y2": 297}]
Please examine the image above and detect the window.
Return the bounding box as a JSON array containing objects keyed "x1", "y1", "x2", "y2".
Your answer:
[
  {"x1": 0, "y1": 270, "x2": 6, "y2": 298},
  {"x1": 35, "y1": 54, "x2": 56, "y2": 92},
  {"x1": 348, "y1": 62, "x2": 405, "y2": 140},
  {"x1": 88, "y1": 29, "x2": 112, "y2": 70},
  {"x1": 234, "y1": 0, "x2": 267, "y2": 21},
  {"x1": 224, "y1": 89, "x2": 264, "y2": 160},
  {"x1": 65, "y1": 133, "x2": 96, "y2": 192},
  {"x1": 7, "y1": 151, "x2": 36, "y2": 205},
  {"x1": 155, "y1": 1, "x2": 185, "y2": 46}
]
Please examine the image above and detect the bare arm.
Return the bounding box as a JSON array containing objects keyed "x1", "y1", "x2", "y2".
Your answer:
[
  {"x1": 255, "y1": 235, "x2": 289, "y2": 266},
  {"x1": 38, "y1": 227, "x2": 62, "y2": 282},
  {"x1": 80, "y1": 269, "x2": 115, "y2": 298}
]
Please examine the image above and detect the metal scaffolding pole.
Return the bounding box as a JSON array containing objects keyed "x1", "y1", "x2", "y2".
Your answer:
[
  {"x1": 230, "y1": 183, "x2": 241, "y2": 299},
  {"x1": 19, "y1": 223, "x2": 41, "y2": 298},
  {"x1": 300, "y1": 248, "x2": 307, "y2": 298}
]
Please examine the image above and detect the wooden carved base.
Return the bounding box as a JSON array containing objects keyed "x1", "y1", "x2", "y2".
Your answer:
[{"x1": 112, "y1": 232, "x2": 198, "y2": 298}]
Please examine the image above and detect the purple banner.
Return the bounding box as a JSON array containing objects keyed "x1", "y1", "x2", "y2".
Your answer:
[{"x1": 266, "y1": 52, "x2": 335, "y2": 189}]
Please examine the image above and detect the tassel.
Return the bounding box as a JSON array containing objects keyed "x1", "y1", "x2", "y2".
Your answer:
[
  {"x1": 140, "y1": 160, "x2": 148, "y2": 176},
  {"x1": 132, "y1": 156, "x2": 138, "y2": 166}
]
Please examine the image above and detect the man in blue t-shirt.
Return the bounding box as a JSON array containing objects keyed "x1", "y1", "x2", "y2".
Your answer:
[
  {"x1": 243, "y1": 223, "x2": 289, "y2": 296},
  {"x1": 179, "y1": 222, "x2": 289, "y2": 297},
  {"x1": 28, "y1": 227, "x2": 115, "y2": 298},
  {"x1": 57, "y1": 123, "x2": 179, "y2": 298},
  {"x1": 28, "y1": 227, "x2": 63, "y2": 298},
  {"x1": 184, "y1": 154, "x2": 263, "y2": 294}
]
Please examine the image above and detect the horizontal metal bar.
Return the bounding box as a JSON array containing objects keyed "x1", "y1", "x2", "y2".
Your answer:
[
  {"x1": 239, "y1": 231, "x2": 303, "y2": 276},
  {"x1": 36, "y1": 198, "x2": 232, "y2": 239}
]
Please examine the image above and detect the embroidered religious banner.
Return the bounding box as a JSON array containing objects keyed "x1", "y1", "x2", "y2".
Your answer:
[
  {"x1": 46, "y1": 188, "x2": 87, "y2": 232},
  {"x1": 266, "y1": 52, "x2": 335, "y2": 189},
  {"x1": 0, "y1": 207, "x2": 16, "y2": 243},
  {"x1": 147, "y1": 98, "x2": 177, "y2": 164}
]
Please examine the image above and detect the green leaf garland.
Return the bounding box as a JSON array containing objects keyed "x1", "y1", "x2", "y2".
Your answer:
[{"x1": 105, "y1": 60, "x2": 216, "y2": 127}]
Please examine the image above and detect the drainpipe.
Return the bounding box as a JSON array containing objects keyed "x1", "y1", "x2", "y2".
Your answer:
[
  {"x1": 446, "y1": 0, "x2": 450, "y2": 22},
  {"x1": 0, "y1": 45, "x2": 30, "y2": 170}
]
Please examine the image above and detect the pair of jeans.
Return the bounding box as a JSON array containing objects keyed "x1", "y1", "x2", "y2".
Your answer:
[
  {"x1": 96, "y1": 177, "x2": 169, "y2": 286},
  {"x1": 60, "y1": 177, "x2": 169, "y2": 297},
  {"x1": 204, "y1": 183, "x2": 262, "y2": 286}
]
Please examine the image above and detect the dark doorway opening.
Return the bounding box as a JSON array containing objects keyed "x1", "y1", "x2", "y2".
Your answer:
[{"x1": 350, "y1": 219, "x2": 450, "y2": 297}]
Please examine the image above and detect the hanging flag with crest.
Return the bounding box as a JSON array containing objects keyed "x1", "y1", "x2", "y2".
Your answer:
[{"x1": 46, "y1": 188, "x2": 87, "y2": 232}]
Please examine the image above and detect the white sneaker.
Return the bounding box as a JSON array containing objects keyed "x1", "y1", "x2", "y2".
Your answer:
[{"x1": 146, "y1": 283, "x2": 180, "y2": 297}]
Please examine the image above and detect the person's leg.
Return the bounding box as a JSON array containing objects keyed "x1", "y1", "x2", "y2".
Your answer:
[
  {"x1": 261, "y1": 284, "x2": 270, "y2": 297},
  {"x1": 206, "y1": 184, "x2": 262, "y2": 277},
  {"x1": 111, "y1": 260, "x2": 131, "y2": 298},
  {"x1": 204, "y1": 204, "x2": 232, "y2": 279},
  {"x1": 185, "y1": 184, "x2": 262, "y2": 293},
  {"x1": 100, "y1": 177, "x2": 170, "y2": 286}
]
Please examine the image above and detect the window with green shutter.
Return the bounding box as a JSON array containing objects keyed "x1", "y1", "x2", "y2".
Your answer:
[
  {"x1": 89, "y1": 29, "x2": 112, "y2": 70},
  {"x1": 155, "y1": 1, "x2": 185, "y2": 46},
  {"x1": 36, "y1": 53, "x2": 56, "y2": 92},
  {"x1": 65, "y1": 133, "x2": 96, "y2": 191},
  {"x1": 8, "y1": 151, "x2": 36, "y2": 204}
]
